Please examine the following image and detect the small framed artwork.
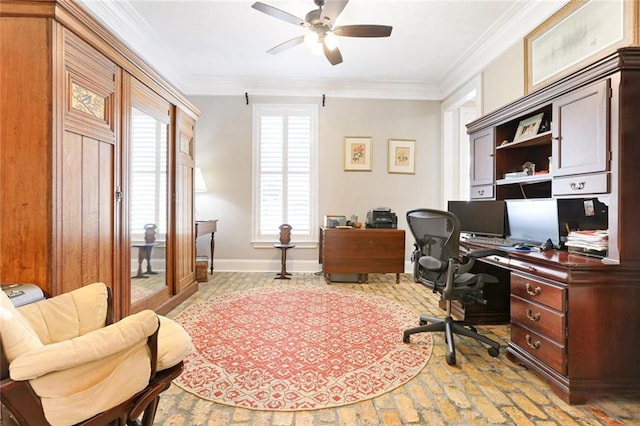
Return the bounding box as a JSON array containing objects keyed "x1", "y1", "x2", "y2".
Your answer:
[
  {"x1": 513, "y1": 113, "x2": 544, "y2": 142},
  {"x1": 344, "y1": 136, "x2": 372, "y2": 171},
  {"x1": 324, "y1": 215, "x2": 347, "y2": 228},
  {"x1": 387, "y1": 139, "x2": 415, "y2": 174}
]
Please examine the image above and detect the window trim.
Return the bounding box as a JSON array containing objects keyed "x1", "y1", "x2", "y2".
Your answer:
[{"x1": 251, "y1": 104, "x2": 319, "y2": 248}]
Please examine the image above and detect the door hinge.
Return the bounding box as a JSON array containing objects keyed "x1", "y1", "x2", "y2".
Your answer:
[{"x1": 115, "y1": 186, "x2": 123, "y2": 202}]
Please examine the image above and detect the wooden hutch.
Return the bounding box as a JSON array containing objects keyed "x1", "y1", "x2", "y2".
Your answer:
[
  {"x1": 466, "y1": 48, "x2": 640, "y2": 403},
  {"x1": 0, "y1": 0, "x2": 200, "y2": 319}
]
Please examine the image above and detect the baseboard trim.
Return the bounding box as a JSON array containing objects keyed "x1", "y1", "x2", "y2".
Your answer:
[{"x1": 211, "y1": 259, "x2": 413, "y2": 274}]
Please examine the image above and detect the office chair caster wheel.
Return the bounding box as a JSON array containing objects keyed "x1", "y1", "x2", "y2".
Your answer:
[
  {"x1": 467, "y1": 325, "x2": 477, "y2": 333},
  {"x1": 419, "y1": 319, "x2": 428, "y2": 326},
  {"x1": 402, "y1": 333, "x2": 410, "y2": 344},
  {"x1": 446, "y1": 353, "x2": 456, "y2": 365},
  {"x1": 488, "y1": 347, "x2": 499, "y2": 357}
]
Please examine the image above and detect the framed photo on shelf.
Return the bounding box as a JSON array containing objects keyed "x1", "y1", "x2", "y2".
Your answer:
[
  {"x1": 344, "y1": 136, "x2": 372, "y2": 171},
  {"x1": 524, "y1": 0, "x2": 638, "y2": 93},
  {"x1": 324, "y1": 215, "x2": 347, "y2": 228},
  {"x1": 387, "y1": 139, "x2": 415, "y2": 174},
  {"x1": 513, "y1": 113, "x2": 544, "y2": 142}
]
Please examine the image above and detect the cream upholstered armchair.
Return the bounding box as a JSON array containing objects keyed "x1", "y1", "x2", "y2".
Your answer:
[{"x1": 0, "y1": 283, "x2": 192, "y2": 426}]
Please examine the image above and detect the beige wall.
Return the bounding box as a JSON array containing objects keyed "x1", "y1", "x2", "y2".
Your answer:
[
  {"x1": 482, "y1": 41, "x2": 526, "y2": 115},
  {"x1": 191, "y1": 96, "x2": 441, "y2": 272},
  {"x1": 192, "y1": 40, "x2": 531, "y2": 273}
]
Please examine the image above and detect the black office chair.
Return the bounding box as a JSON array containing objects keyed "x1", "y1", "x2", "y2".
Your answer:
[{"x1": 403, "y1": 208, "x2": 504, "y2": 365}]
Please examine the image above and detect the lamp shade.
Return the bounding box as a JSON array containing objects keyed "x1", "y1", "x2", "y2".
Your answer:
[{"x1": 194, "y1": 167, "x2": 207, "y2": 193}]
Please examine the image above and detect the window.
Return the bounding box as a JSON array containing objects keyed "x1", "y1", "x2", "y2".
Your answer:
[
  {"x1": 252, "y1": 104, "x2": 318, "y2": 246},
  {"x1": 130, "y1": 107, "x2": 168, "y2": 240}
]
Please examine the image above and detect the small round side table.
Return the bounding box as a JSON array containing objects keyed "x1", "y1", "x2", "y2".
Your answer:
[{"x1": 273, "y1": 244, "x2": 295, "y2": 279}]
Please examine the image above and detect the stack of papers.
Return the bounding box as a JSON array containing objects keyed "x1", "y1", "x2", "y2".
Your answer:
[{"x1": 565, "y1": 230, "x2": 608, "y2": 255}]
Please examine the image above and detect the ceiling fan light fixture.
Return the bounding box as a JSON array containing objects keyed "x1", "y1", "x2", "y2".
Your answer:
[
  {"x1": 324, "y1": 31, "x2": 338, "y2": 51},
  {"x1": 304, "y1": 31, "x2": 319, "y2": 46},
  {"x1": 310, "y1": 41, "x2": 324, "y2": 56}
]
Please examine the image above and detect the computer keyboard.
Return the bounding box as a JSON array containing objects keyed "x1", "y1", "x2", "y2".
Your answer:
[{"x1": 462, "y1": 235, "x2": 514, "y2": 247}]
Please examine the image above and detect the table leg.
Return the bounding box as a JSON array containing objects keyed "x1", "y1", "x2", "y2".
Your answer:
[
  {"x1": 132, "y1": 247, "x2": 148, "y2": 279},
  {"x1": 275, "y1": 247, "x2": 291, "y2": 280},
  {"x1": 209, "y1": 231, "x2": 215, "y2": 274},
  {"x1": 145, "y1": 246, "x2": 157, "y2": 275}
]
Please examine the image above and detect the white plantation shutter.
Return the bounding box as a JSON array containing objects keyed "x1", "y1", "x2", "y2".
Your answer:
[
  {"x1": 130, "y1": 107, "x2": 168, "y2": 238},
  {"x1": 253, "y1": 105, "x2": 318, "y2": 244}
]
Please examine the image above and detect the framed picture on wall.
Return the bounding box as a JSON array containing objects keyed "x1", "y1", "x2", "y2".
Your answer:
[
  {"x1": 524, "y1": 0, "x2": 638, "y2": 93},
  {"x1": 387, "y1": 139, "x2": 415, "y2": 174},
  {"x1": 344, "y1": 136, "x2": 372, "y2": 171}
]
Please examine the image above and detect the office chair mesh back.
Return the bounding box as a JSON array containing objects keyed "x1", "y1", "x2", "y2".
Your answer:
[
  {"x1": 406, "y1": 209, "x2": 461, "y2": 287},
  {"x1": 404, "y1": 208, "x2": 502, "y2": 365}
]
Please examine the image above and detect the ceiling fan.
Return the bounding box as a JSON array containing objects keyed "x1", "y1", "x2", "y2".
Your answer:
[{"x1": 251, "y1": 0, "x2": 392, "y2": 65}]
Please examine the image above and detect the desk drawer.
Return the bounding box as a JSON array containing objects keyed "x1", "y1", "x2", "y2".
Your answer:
[
  {"x1": 511, "y1": 295, "x2": 565, "y2": 343},
  {"x1": 552, "y1": 172, "x2": 609, "y2": 196},
  {"x1": 470, "y1": 184, "x2": 494, "y2": 199},
  {"x1": 511, "y1": 273, "x2": 566, "y2": 311},
  {"x1": 511, "y1": 323, "x2": 566, "y2": 375}
]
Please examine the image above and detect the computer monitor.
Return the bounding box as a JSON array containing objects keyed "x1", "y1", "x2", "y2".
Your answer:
[
  {"x1": 447, "y1": 200, "x2": 506, "y2": 237},
  {"x1": 506, "y1": 198, "x2": 560, "y2": 247}
]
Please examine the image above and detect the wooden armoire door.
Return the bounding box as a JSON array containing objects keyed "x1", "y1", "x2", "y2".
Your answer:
[
  {"x1": 58, "y1": 31, "x2": 120, "y2": 304},
  {"x1": 175, "y1": 109, "x2": 197, "y2": 293}
]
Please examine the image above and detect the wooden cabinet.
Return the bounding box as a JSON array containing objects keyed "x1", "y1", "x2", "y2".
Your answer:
[
  {"x1": 60, "y1": 31, "x2": 120, "y2": 299},
  {"x1": 0, "y1": 0, "x2": 199, "y2": 318},
  {"x1": 552, "y1": 79, "x2": 610, "y2": 178},
  {"x1": 319, "y1": 228, "x2": 405, "y2": 283},
  {"x1": 466, "y1": 48, "x2": 640, "y2": 403},
  {"x1": 469, "y1": 128, "x2": 495, "y2": 199},
  {"x1": 509, "y1": 273, "x2": 566, "y2": 375},
  {"x1": 175, "y1": 110, "x2": 197, "y2": 294}
]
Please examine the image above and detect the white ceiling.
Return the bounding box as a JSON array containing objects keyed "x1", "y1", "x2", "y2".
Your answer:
[{"x1": 79, "y1": 0, "x2": 568, "y2": 100}]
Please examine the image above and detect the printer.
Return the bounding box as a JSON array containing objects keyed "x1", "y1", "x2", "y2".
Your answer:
[{"x1": 366, "y1": 207, "x2": 398, "y2": 229}]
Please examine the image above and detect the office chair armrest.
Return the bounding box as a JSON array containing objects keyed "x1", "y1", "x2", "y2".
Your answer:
[
  {"x1": 465, "y1": 248, "x2": 507, "y2": 260},
  {"x1": 458, "y1": 248, "x2": 507, "y2": 274}
]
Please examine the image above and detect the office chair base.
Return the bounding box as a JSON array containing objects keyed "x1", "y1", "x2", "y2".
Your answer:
[{"x1": 403, "y1": 316, "x2": 500, "y2": 365}]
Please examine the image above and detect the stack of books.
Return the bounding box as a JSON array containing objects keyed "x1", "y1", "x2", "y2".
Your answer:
[{"x1": 565, "y1": 230, "x2": 608, "y2": 258}]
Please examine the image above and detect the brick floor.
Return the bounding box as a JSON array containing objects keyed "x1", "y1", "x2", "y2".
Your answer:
[{"x1": 154, "y1": 272, "x2": 640, "y2": 425}]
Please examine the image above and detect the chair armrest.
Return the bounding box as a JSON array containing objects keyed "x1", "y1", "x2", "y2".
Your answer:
[
  {"x1": 465, "y1": 248, "x2": 507, "y2": 259},
  {"x1": 458, "y1": 248, "x2": 507, "y2": 274},
  {"x1": 9, "y1": 310, "x2": 159, "y2": 381}
]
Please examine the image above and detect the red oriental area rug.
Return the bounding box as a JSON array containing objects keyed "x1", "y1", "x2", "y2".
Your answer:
[{"x1": 173, "y1": 285, "x2": 432, "y2": 411}]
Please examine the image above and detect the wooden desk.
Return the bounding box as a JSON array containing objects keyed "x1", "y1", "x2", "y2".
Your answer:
[
  {"x1": 464, "y1": 242, "x2": 640, "y2": 404},
  {"x1": 195, "y1": 220, "x2": 218, "y2": 274},
  {"x1": 319, "y1": 227, "x2": 405, "y2": 283}
]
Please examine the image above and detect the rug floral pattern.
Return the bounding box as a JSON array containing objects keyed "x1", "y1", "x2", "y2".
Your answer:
[{"x1": 173, "y1": 285, "x2": 432, "y2": 410}]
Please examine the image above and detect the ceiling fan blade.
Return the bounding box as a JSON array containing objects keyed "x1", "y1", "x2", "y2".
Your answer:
[
  {"x1": 320, "y1": 0, "x2": 349, "y2": 24},
  {"x1": 323, "y1": 43, "x2": 343, "y2": 66},
  {"x1": 251, "y1": 2, "x2": 309, "y2": 28},
  {"x1": 334, "y1": 25, "x2": 393, "y2": 37},
  {"x1": 267, "y1": 35, "x2": 305, "y2": 55}
]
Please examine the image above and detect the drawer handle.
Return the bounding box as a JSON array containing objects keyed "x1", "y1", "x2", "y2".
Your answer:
[
  {"x1": 525, "y1": 283, "x2": 541, "y2": 296},
  {"x1": 569, "y1": 181, "x2": 585, "y2": 190},
  {"x1": 525, "y1": 334, "x2": 541, "y2": 350},
  {"x1": 478, "y1": 189, "x2": 484, "y2": 196},
  {"x1": 526, "y1": 309, "x2": 541, "y2": 322}
]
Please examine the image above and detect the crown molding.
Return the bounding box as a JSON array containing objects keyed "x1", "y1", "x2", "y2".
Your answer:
[
  {"x1": 181, "y1": 75, "x2": 442, "y2": 100},
  {"x1": 440, "y1": 0, "x2": 568, "y2": 100},
  {"x1": 78, "y1": 0, "x2": 568, "y2": 101},
  {"x1": 77, "y1": 0, "x2": 186, "y2": 88}
]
